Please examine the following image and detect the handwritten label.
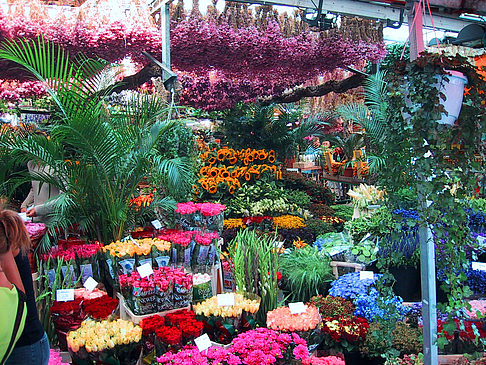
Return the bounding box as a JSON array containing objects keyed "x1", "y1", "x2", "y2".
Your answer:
[
  {"x1": 472, "y1": 262, "x2": 486, "y2": 271},
  {"x1": 217, "y1": 293, "x2": 235, "y2": 306},
  {"x1": 360, "y1": 271, "x2": 374, "y2": 280},
  {"x1": 194, "y1": 333, "x2": 212, "y2": 352},
  {"x1": 151, "y1": 220, "x2": 162, "y2": 230},
  {"x1": 56, "y1": 289, "x2": 74, "y2": 302},
  {"x1": 83, "y1": 277, "x2": 98, "y2": 291},
  {"x1": 137, "y1": 263, "x2": 154, "y2": 278},
  {"x1": 289, "y1": 302, "x2": 307, "y2": 314}
]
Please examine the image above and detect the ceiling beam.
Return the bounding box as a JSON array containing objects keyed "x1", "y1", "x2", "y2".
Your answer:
[{"x1": 228, "y1": 0, "x2": 482, "y2": 32}]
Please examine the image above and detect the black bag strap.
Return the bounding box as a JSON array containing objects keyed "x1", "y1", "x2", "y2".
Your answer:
[{"x1": 1, "y1": 285, "x2": 26, "y2": 365}]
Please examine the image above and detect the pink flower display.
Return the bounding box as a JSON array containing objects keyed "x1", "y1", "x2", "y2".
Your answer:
[
  {"x1": 157, "y1": 230, "x2": 195, "y2": 247},
  {"x1": 302, "y1": 356, "x2": 345, "y2": 365},
  {"x1": 119, "y1": 266, "x2": 192, "y2": 291},
  {"x1": 48, "y1": 349, "x2": 69, "y2": 365},
  {"x1": 41, "y1": 242, "x2": 102, "y2": 262},
  {"x1": 194, "y1": 232, "x2": 219, "y2": 246}
]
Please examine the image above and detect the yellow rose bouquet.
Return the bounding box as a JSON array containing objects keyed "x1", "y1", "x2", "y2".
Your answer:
[{"x1": 67, "y1": 319, "x2": 143, "y2": 365}]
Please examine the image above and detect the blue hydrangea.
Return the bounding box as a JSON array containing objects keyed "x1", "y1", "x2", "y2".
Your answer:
[
  {"x1": 354, "y1": 293, "x2": 409, "y2": 322},
  {"x1": 328, "y1": 272, "x2": 379, "y2": 300}
]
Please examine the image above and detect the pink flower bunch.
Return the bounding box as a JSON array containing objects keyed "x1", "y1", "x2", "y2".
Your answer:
[
  {"x1": 302, "y1": 356, "x2": 345, "y2": 365},
  {"x1": 465, "y1": 300, "x2": 486, "y2": 319},
  {"x1": 230, "y1": 328, "x2": 309, "y2": 364},
  {"x1": 42, "y1": 243, "x2": 102, "y2": 261},
  {"x1": 24, "y1": 222, "x2": 46, "y2": 238},
  {"x1": 194, "y1": 232, "x2": 219, "y2": 246},
  {"x1": 48, "y1": 349, "x2": 69, "y2": 365},
  {"x1": 119, "y1": 267, "x2": 192, "y2": 291},
  {"x1": 156, "y1": 329, "x2": 310, "y2": 364},
  {"x1": 196, "y1": 202, "x2": 226, "y2": 217},
  {"x1": 267, "y1": 305, "x2": 321, "y2": 332},
  {"x1": 157, "y1": 346, "x2": 241, "y2": 365},
  {"x1": 175, "y1": 201, "x2": 226, "y2": 216},
  {"x1": 175, "y1": 202, "x2": 199, "y2": 215},
  {"x1": 158, "y1": 230, "x2": 195, "y2": 247}
]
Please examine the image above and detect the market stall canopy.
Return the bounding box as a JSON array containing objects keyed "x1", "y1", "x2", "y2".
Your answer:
[{"x1": 218, "y1": 0, "x2": 485, "y2": 32}]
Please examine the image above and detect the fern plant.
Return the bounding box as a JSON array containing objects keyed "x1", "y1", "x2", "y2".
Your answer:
[
  {"x1": 337, "y1": 71, "x2": 389, "y2": 172},
  {"x1": 0, "y1": 37, "x2": 194, "y2": 247}
]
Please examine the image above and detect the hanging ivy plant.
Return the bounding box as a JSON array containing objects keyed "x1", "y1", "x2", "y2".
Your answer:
[{"x1": 381, "y1": 52, "x2": 486, "y2": 349}]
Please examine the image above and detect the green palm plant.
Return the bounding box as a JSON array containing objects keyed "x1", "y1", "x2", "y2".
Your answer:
[
  {"x1": 337, "y1": 71, "x2": 389, "y2": 172},
  {"x1": 0, "y1": 37, "x2": 194, "y2": 247}
]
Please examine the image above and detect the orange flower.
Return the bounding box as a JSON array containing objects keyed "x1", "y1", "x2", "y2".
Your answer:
[
  {"x1": 229, "y1": 156, "x2": 237, "y2": 164},
  {"x1": 228, "y1": 185, "x2": 236, "y2": 194},
  {"x1": 268, "y1": 155, "x2": 276, "y2": 163},
  {"x1": 244, "y1": 172, "x2": 251, "y2": 181},
  {"x1": 217, "y1": 150, "x2": 226, "y2": 161},
  {"x1": 192, "y1": 185, "x2": 199, "y2": 195},
  {"x1": 201, "y1": 180, "x2": 209, "y2": 190},
  {"x1": 209, "y1": 168, "x2": 218, "y2": 178},
  {"x1": 221, "y1": 170, "x2": 230, "y2": 179},
  {"x1": 208, "y1": 185, "x2": 217, "y2": 194},
  {"x1": 200, "y1": 166, "x2": 209, "y2": 175},
  {"x1": 208, "y1": 156, "x2": 216, "y2": 165}
]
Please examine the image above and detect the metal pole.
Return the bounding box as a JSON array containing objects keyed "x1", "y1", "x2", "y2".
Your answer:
[
  {"x1": 407, "y1": 0, "x2": 439, "y2": 364},
  {"x1": 160, "y1": 0, "x2": 171, "y2": 81}
]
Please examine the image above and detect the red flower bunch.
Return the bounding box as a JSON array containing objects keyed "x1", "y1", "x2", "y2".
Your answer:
[
  {"x1": 83, "y1": 295, "x2": 119, "y2": 320},
  {"x1": 42, "y1": 242, "x2": 102, "y2": 261},
  {"x1": 156, "y1": 326, "x2": 183, "y2": 346},
  {"x1": 241, "y1": 216, "x2": 272, "y2": 225},
  {"x1": 437, "y1": 319, "x2": 486, "y2": 341},
  {"x1": 119, "y1": 266, "x2": 192, "y2": 292},
  {"x1": 157, "y1": 230, "x2": 195, "y2": 247},
  {"x1": 140, "y1": 314, "x2": 165, "y2": 337},
  {"x1": 50, "y1": 298, "x2": 83, "y2": 315},
  {"x1": 165, "y1": 309, "x2": 203, "y2": 341},
  {"x1": 50, "y1": 298, "x2": 86, "y2": 332},
  {"x1": 322, "y1": 316, "x2": 369, "y2": 343},
  {"x1": 194, "y1": 231, "x2": 219, "y2": 246}
]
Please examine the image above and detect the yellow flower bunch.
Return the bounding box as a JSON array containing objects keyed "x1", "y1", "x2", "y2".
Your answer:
[
  {"x1": 102, "y1": 238, "x2": 171, "y2": 257},
  {"x1": 67, "y1": 319, "x2": 142, "y2": 353},
  {"x1": 201, "y1": 148, "x2": 276, "y2": 166},
  {"x1": 193, "y1": 293, "x2": 260, "y2": 318},
  {"x1": 223, "y1": 218, "x2": 246, "y2": 229},
  {"x1": 273, "y1": 215, "x2": 306, "y2": 230}
]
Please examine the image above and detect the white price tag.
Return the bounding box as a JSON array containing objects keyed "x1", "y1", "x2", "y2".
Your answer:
[
  {"x1": 137, "y1": 263, "x2": 154, "y2": 278},
  {"x1": 56, "y1": 289, "x2": 74, "y2": 302},
  {"x1": 288, "y1": 302, "x2": 307, "y2": 314},
  {"x1": 194, "y1": 333, "x2": 212, "y2": 352},
  {"x1": 472, "y1": 262, "x2": 486, "y2": 271},
  {"x1": 274, "y1": 241, "x2": 284, "y2": 249},
  {"x1": 217, "y1": 293, "x2": 235, "y2": 306},
  {"x1": 83, "y1": 277, "x2": 98, "y2": 291},
  {"x1": 151, "y1": 220, "x2": 162, "y2": 230},
  {"x1": 360, "y1": 271, "x2": 374, "y2": 280}
]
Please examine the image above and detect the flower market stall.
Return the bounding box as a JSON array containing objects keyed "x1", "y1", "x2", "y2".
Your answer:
[{"x1": 0, "y1": 1, "x2": 486, "y2": 365}]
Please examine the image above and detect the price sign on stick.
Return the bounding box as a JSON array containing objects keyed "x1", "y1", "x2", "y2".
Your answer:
[
  {"x1": 151, "y1": 220, "x2": 162, "y2": 230},
  {"x1": 472, "y1": 262, "x2": 486, "y2": 271},
  {"x1": 56, "y1": 289, "x2": 74, "y2": 302},
  {"x1": 359, "y1": 271, "x2": 374, "y2": 280},
  {"x1": 195, "y1": 334, "x2": 212, "y2": 352},
  {"x1": 217, "y1": 293, "x2": 235, "y2": 306},
  {"x1": 137, "y1": 263, "x2": 154, "y2": 278},
  {"x1": 84, "y1": 277, "x2": 98, "y2": 291},
  {"x1": 289, "y1": 302, "x2": 306, "y2": 314}
]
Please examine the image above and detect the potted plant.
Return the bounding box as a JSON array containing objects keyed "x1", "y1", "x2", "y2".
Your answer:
[{"x1": 327, "y1": 134, "x2": 365, "y2": 177}]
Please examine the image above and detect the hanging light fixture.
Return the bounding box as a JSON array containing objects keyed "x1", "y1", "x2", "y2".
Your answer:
[{"x1": 452, "y1": 23, "x2": 486, "y2": 48}]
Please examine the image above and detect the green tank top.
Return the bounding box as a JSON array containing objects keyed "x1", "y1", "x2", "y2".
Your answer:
[{"x1": 0, "y1": 285, "x2": 27, "y2": 364}]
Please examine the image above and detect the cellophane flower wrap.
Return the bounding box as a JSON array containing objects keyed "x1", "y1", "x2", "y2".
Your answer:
[
  {"x1": 175, "y1": 202, "x2": 226, "y2": 232},
  {"x1": 192, "y1": 231, "x2": 219, "y2": 270},
  {"x1": 119, "y1": 266, "x2": 192, "y2": 315},
  {"x1": 266, "y1": 305, "x2": 323, "y2": 351},
  {"x1": 67, "y1": 319, "x2": 142, "y2": 365},
  {"x1": 193, "y1": 293, "x2": 260, "y2": 344},
  {"x1": 158, "y1": 230, "x2": 195, "y2": 267},
  {"x1": 192, "y1": 273, "x2": 213, "y2": 303},
  {"x1": 50, "y1": 298, "x2": 86, "y2": 351},
  {"x1": 74, "y1": 242, "x2": 103, "y2": 284}
]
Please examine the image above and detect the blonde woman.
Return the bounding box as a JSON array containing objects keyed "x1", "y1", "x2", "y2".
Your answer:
[{"x1": 0, "y1": 209, "x2": 49, "y2": 365}]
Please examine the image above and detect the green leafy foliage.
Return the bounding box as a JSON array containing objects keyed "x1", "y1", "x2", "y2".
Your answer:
[
  {"x1": 225, "y1": 229, "x2": 279, "y2": 325},
  {"x1": 220, "y1": 103, "x2": 329, "y2": 160},
  {"x1": 330, "y1": 204, "x2": 354, "y2": 221},
  {"x1": 279, "y1": 246, "x2": 334, "y2": 303},
  {"x1": 0, "y1": 37, "x2": 194, "y2": 244}
]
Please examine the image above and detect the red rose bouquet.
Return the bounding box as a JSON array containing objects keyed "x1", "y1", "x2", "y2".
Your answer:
[
  {"x1": 83, "y1": 295, "x2": 119, "y2": 320},
  {"x1": 50, "y1": 298, "x2": 86, "y2": 351}
]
